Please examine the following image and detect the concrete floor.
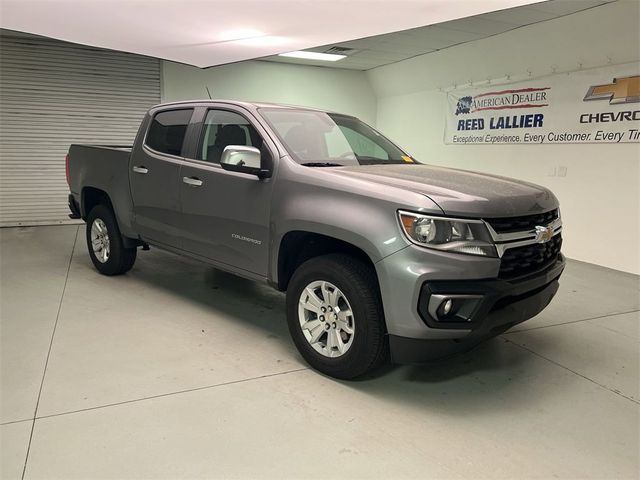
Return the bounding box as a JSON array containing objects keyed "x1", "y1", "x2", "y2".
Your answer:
[{"x1": 1, "y1": 225, "x2": 638, "y2": 479}]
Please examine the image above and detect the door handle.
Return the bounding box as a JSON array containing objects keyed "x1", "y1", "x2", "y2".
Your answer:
[
  {"x1": 132, "y1": 166, "x2": 149, "y2": 174},
  {"x1": 182, "y1": 176, "x2": 203, "y2": 187}
]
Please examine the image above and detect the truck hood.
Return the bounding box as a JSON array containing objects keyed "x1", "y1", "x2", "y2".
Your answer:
[{"x1": 331, "y1": 164, "x2": 558, "y2": 217}]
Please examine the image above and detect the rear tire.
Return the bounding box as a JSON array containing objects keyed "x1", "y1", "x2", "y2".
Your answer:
[
  {"x1": 86, "y1": 204, "x2": 136, "y2": 276},
  {"x1": 286, "y1": 254, "x2": 388, "y2": 379}
]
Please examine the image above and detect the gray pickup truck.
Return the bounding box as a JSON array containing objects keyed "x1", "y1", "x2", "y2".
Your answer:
[{"x1": 67, "y1": 100, "x2": 564, "y2": 379}]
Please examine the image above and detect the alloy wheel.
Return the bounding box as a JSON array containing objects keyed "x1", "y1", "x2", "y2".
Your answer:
[
  {"x1": 298, "y1": 280, "x2": 355, "y2": 358},
  {"x1": 90, "y1": 218, "x2": 110, "y2": 263}
]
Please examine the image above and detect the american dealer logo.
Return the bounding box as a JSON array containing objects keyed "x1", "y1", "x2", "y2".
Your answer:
[
  {"x1": 455, "y1": 87, "x2": 550, "y2": 115},
  {"x1": 454, "y1": 86, "x2": 550, "y2": 132}
]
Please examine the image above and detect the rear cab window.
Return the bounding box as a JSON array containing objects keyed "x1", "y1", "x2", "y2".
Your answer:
[{"x1": 145, "y1": 109, "x2": 194, "y2": 156}]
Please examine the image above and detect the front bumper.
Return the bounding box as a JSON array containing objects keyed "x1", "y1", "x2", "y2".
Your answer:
[
  {"x1": 390, "y1": 261, "x2": 563, "y2": 363},
  {"x1": 375, "y1": 243, "x2": 565, "y2": 364}
]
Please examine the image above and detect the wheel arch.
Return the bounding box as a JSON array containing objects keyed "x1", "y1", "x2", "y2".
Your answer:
[
  {"x1": 275, "y1": 230, "x2": 379, "y2": 292},
  {"x1": 81, "y1": 186, "x2": 113, "y2": 220},
  {"x1": 81, "y1": 186, "x2": 139, "y2": 248}
]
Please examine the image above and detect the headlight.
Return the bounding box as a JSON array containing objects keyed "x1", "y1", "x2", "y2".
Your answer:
[{"x1": 398, "y1": 210, "x2": 497, "y2": 257}]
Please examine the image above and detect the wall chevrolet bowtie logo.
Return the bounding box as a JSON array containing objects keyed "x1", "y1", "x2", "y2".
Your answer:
[
  {"x1": 583, "y1": 75, "x2": 640, "y2": 105},
  {"x1": 534, "y1": 225, "x2": 554, "y2": 244}
]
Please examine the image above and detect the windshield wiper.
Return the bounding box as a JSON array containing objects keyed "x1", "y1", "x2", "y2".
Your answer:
[
  {"x1": 353, "y1": 156, "x2": 410, "y2": 165},
  {"x1": 301, "y1": 162, "x2": 344, "y2": 167}
]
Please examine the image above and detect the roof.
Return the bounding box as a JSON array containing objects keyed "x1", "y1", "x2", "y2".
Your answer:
[{"x1": 150, "y1": 99, "x2": 336, "y2": 115}]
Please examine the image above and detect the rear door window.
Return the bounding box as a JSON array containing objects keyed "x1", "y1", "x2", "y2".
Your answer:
[{"x1": 145, "y1": 109, "x2": 194, "y2": 156}]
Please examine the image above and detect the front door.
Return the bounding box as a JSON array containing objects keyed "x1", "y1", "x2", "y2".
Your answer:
[
  {"x1": 129, "y1": 108, "x2": 194, "y2": 248},
  {"x1": 179, "y1": 108, "x2": 275, "y2": 276}
]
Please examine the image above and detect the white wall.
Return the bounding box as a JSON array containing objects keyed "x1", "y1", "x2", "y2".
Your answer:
[
  {"x1": 368, "y1": 0, "x2": 640, "y2": 274},
  {"x1": 161, "y1": 60, "x2": 377, "y2": 124}
]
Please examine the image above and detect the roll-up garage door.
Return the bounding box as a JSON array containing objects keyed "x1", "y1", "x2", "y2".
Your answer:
[{"x1": 0, "y1": 33, "x2": 160, "y2": 226}]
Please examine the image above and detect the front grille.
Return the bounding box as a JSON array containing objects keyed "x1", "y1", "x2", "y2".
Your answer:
[
  {"x1": 499, "y1": 235, "x2": 562, "y2": 279},
  {"x1": 486, "y1": 209, "x2": 559, "y2": 233}
]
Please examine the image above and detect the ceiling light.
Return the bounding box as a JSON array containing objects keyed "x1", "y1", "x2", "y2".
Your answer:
[{"x1": 278, "y1": 51, "x2": 346, "y2": 61}]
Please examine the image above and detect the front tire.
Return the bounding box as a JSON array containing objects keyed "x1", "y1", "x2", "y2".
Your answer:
[
  {"x1": 86, "y1": 204, "x2": 136, "y2": 276},
  {"x1": 286, "y1": 254, "x2": 388, "y2": 379}
]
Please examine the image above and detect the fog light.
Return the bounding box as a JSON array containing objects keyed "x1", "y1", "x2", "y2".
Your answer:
[
  {"x1": 427, "y1": 294, "x2": 484, "y2": 323},
  {"x1": 442, "y1": 298, "x2": 453, "y2": 315}
]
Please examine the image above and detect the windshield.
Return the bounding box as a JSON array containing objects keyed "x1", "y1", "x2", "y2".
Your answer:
[{"x1": 259, "y1": 108, "x2": 417, "y2": 166}]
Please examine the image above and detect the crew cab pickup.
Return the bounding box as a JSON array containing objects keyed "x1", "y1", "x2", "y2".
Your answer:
[{"x1": 67, "y1": 100, "x2": 565, "y2": 379}]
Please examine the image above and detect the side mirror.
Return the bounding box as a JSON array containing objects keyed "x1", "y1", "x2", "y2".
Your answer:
[{"x1": 220, "y1": 145, "x2": 271, "y2": 179}]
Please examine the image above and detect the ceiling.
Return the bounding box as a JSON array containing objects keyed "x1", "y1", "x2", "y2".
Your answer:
[
  {"x1": 263, "y1": 0, "x2": 618, "y2": 70},
  {"x1": 1, "y1": 0, "x2": 547, "y2": 68}
]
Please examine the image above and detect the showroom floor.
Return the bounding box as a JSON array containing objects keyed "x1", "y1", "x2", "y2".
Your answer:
[{"x1": 1, "y1": 225, "x2": 638, "y2": 479}]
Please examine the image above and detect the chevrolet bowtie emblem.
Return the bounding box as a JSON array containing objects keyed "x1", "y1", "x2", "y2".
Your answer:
[
  {"x1": 583, "y1": 75, "x2": 640, "y2": 105},
  {"x1": 535, "y1": 225, "x2": 553, "y2": 244}
]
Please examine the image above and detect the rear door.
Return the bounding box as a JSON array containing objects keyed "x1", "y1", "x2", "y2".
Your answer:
[
  {"x1": 179, "y1": 106, "x2": 276, "y2": 276},
  {"x1": 129, "y1": 108, "x2": 193, "y2": 247}
]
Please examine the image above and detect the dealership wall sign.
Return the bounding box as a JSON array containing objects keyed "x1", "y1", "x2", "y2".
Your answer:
[{"x1": 444, "y1": 63, "x2": 639, "y2": 145}]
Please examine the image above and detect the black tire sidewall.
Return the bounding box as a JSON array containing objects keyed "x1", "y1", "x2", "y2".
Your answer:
[
  {"x1": 286, "y1": 255, "x2": 386, "y2": 379},
  {"x1": 86, "y1": 204, "x2": 135, "y2": 275}
]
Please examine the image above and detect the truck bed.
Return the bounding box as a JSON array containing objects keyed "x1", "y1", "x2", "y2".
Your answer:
[
  {"x1": 67, "y1": 144, "x2": 136, "y2": 235},
  {"x1": 67, "y1": 144, "x2": 132, "y2": 195}
]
